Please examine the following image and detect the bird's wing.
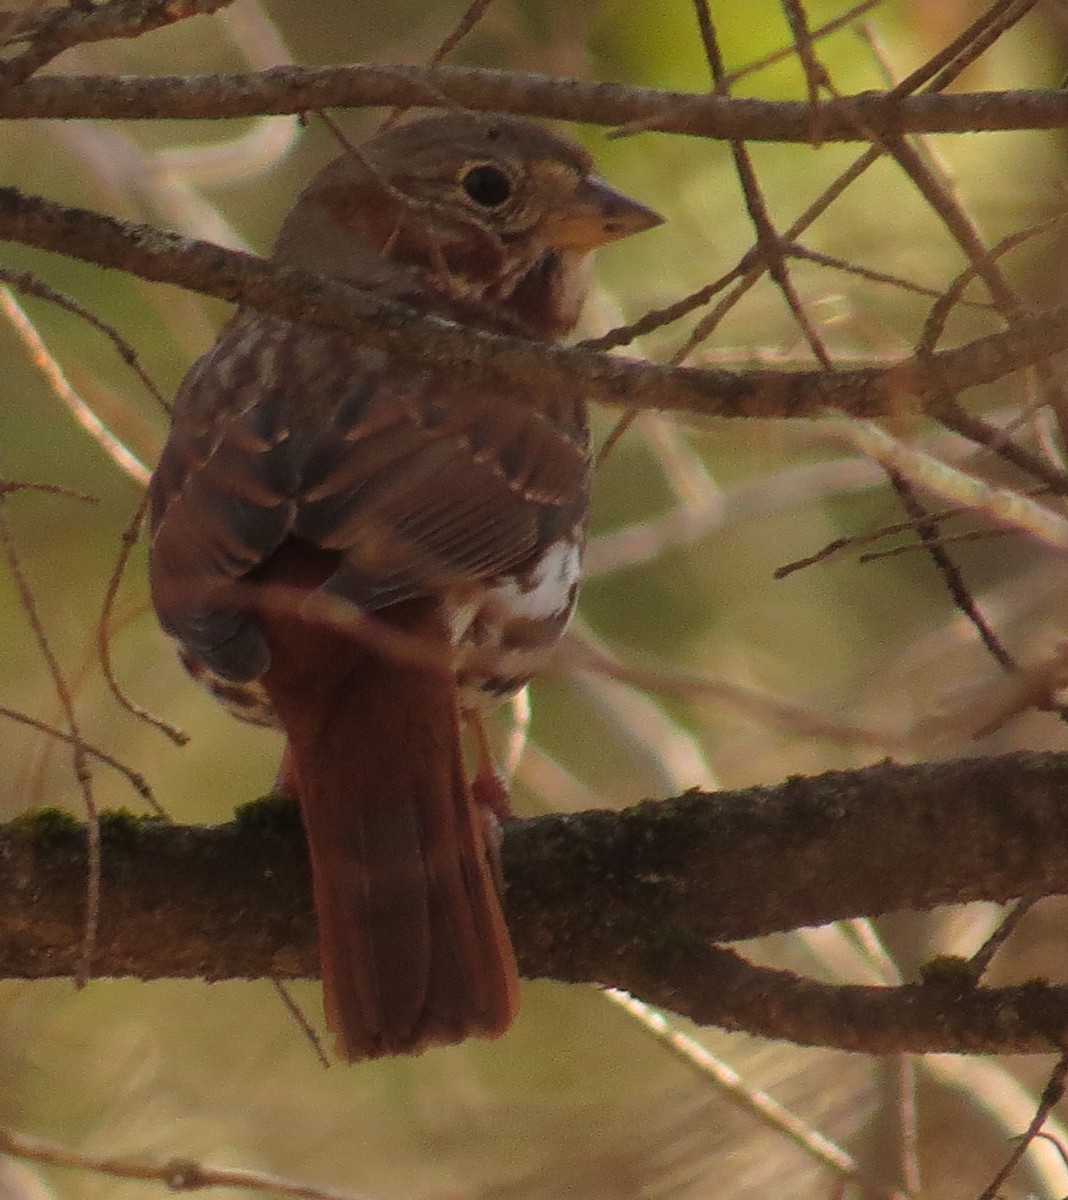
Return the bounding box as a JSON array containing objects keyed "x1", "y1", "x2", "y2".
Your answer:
[{"x1": 149, "y1": 312, "x2": 588, "y2": 682}]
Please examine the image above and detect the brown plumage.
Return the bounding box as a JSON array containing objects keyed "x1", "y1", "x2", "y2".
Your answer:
[{"x1": 149, "y1": 113, "x2": 661, "y2": 1060}]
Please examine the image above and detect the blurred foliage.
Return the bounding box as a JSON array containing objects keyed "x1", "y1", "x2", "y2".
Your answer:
[{"x1": 3, "y1": 1, "x2": 1068, "y2": 1198}]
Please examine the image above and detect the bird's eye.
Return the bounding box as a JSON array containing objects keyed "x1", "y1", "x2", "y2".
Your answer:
[{"x1": 460, "y1": 164, "x2": 513, "y2": 209}]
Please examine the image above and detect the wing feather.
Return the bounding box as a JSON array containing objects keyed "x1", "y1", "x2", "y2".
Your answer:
[{"x1": 150, "y1": 312, "x2": 589, "y2": 681}]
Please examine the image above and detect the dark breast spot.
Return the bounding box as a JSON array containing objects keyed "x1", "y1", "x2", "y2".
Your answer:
[{"x1": 465, "y1": 420, "x2": 490, "y2": 454}]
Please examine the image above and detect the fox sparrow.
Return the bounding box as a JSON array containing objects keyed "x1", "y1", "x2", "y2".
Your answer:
[{"x1": 149, "y1": 113, "x2": 661, "y2": 1060}]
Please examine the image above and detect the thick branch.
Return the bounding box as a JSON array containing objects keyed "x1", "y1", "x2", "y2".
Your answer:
[
  {"x1": 0, "y1": 184, "x2": 1063, "y2": 423},
  {"x1": 4, "y1": 752, "x2": 1068, "y2": 1054},
  {"x1": 1, "y1": 68, "x2": 1066, "y2": 141}
]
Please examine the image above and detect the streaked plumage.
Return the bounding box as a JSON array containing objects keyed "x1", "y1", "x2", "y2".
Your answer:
[{"x1": 149, "y1": 113, "x2": 661, "y2": 1059}]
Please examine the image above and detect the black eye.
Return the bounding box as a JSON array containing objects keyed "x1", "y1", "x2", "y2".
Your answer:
[{"x1": 461, "y1": 165, "x2": 512, "y2": 208}]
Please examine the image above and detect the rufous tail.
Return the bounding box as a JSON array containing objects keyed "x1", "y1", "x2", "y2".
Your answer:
[{"x1": 259, "y1": 579, "x2": 519, "y2": 1060}]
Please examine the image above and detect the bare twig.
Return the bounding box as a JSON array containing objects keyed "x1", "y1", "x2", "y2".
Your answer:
[
  {"x1": 0, "y1": 266, "x2": 168, "y2": 416},
  {"x1": 723, "y1": 0, "x2": 884, "y2": 87},
  {"x1": 0, "y1": 1123, "x2": 376, "y2": 1200},
  {"x1": 886, "y1": 470, "x2": 1015, "y2": 670},
  {"x1": 269, "y1": 978, "x2": 330, "y2": 1070},
  {"x1": 0, "y1": 288, "x2": 150, "y2": 484},
  {"x1": 96, "y1": 492, "x2": 189, "y2": 747},
  {"x1": 604, "y1": 989, "x2": 913, "y2": 1200},
  {"x1": 978, "y1": 1052, "x2": 1068, "y2": 1200},
  {"x1": 693, "y1": 0, "x2": 836, "y2": 371},
  {"x1": 0, "y1": 478, "x2": 97, "y2": 503},
  {"x1": 0, "y1": 0, "x2": 235, "y2": 92},
  {"x1": 0, "y1": 500, "x2": 99, "y2": 983},
  {"x1": 921, "y1": 0, "x2": 1038, "y2": 95},
  {"x1": 825, "y1": 418, "x2": 1068, "y2": 550},
  {"x1": 970, "y1": 897, "x2": 1038, "y2": 979},
  {"x1": 0, "y1": 703, "x2": 161, "y2": 811}
]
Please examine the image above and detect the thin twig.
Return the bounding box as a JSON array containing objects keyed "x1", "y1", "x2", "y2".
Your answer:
[
  {"x1": 693, "y1": 0, "x2": 836, "y2": 372},
  {"x1": 568, "y1": 631, "x2": 899, "y2": 748},
  {"x1": 0, "y1": 265, "x2": 169, "y2": 416},
  {"x1": 858, "y1": 525, "x2": 1006, "y2": 563},
  {"x1": 826, "y1": 418, "x2": 1068, "y2": 551},
  {"x1": 0, "y1": 478, "x2": 98, "y2": 503},
  {"x1": 894, "y1": 1055, "x2": 922, "y2": 1197},
  {"x1": 0, "y1": 703, "x2": 162, "y2": 813},
  {"x1": 269, "y1": 978, "x2": 330, "y2": 1070},
  {"x1": 597, "y1": 0, "x2": 839, "y2": 462},
  {"x1": 978, "y1": 1052, "x2": 1068, "y2": 1200},
  {"x1": 0, "y1": 0, "x2": 234, "y2": 92},
  {"x1": 603, "y1": 989, "x2": 914, "y2": 1200},
  {"x1": 96, "y1": 492, "x2": 189, "y2": 746},
  {"x1": 0, "y1": 287, "x2": 150, "y2": 485},
  {"x1": 887, "y1": 469, "x2": 1015, "y2": 670},
  {"x1": 429, "y1": 0, "x2": 498, "y2": 64},
  {"x1": 969, "y1": 897, "x2": 1037, "y2": 978},
  {"x1": 0, "y1": 499, "x2": 99, "y2": 983},
  {"x1": 725, "y1": 0, "x2": 884, "y2": 86},
  {"x1": 788, "y1": 242, "x2": 993, "y2": 307},
  {"x1": 0, "y1": 1124, "x2": 376, "y2": 1200},
  {"x1": 918, "y1": 212, "x2": 1068, "y2": 357},
  {"x1": 924, "y1": 0, "x2": 1039, "y2": 95}
]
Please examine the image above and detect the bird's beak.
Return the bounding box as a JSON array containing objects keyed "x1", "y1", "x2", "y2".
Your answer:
[{"x1": 544, "y1": 176, "x2": 664, "y2": 251}]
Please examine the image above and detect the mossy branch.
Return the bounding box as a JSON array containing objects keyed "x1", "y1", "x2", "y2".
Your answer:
[{"x1": 4, "y1": 751, "x2": 1068, "y2": 1055}]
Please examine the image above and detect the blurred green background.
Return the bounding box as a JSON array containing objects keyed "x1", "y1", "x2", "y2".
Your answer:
[{"x1": 3, "y1": 0, "x2": 1068, "y2": 1197}]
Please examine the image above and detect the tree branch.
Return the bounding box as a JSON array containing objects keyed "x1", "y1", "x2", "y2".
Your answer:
[
  {"x1": 0, "y1": 66, "x2": 1066, "y2": 141},
  {"x1": 4, "y1": 751, "x2": 1068, "y2": 1055},
  {"x1": 0, "y1": 0, "x2": 234, "y2": 91},
  {"x1": 0, "y1": 183, "x2": 1063, "y2": 425}
]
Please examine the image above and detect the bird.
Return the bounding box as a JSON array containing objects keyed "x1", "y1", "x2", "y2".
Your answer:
[{"x1": 148, "y1": 112, "x2": 662, "y2": 1061}]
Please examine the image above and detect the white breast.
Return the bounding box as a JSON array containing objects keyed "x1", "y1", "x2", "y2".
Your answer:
[
  {"x1": 487, "y1": 539, "x2": 581, "y2": 622},
  {"x1": 451, "y1": 538, "x2": 583, "y2": 711}
]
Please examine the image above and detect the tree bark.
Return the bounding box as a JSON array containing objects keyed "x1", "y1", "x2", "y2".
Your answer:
[
  {"x1": 0, "y1": 68, "x2": 1066, "y2": 140},
  {"x1": 0, "y1": 186, "x2": 1065, "y2": 426},
  {"x1": 4, "y1": 751, "x2": 1068, "y2": 1054}
]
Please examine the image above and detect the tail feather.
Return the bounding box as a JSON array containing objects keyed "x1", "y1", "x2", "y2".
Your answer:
[{"x1": 259, "y1": 584, "x2": 518, "y2": 1060}]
